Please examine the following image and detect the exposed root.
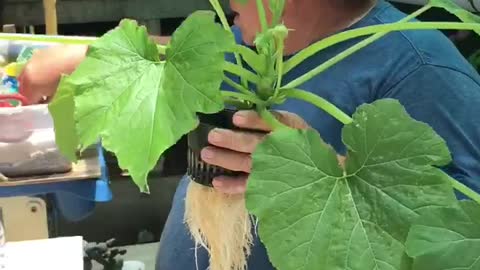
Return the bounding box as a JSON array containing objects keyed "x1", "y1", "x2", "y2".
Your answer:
[{"x1": 184, "y1": 179, "x2": 253, "y2": 270}]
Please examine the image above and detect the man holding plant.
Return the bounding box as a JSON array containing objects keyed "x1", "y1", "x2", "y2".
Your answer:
[{"x1": 18, "y1": 0, "x2": 480, "y2": 269}]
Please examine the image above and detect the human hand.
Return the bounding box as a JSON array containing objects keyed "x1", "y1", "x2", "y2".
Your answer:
[
  {"x1": 200, "y1": 110, "x2": 309, "y2": 195},
  {"x1": 18, "y1": 44, "x2": 87, "y2": 104}
]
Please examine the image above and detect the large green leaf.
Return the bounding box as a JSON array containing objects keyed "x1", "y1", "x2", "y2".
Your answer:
[
  {"x1": 406, "y1": 200, "x2": 480, "y2": 270},
  {"x1": 51, "y1": 11, "x2": 234, "y2": 192},
  {"x1": 48, "y1": 76, "x2": 79, "y2": 162},
  {"x1": 430, "y1": 0, "x2": 480, "y2": 34},
  {"x1": 246, "y1": 99, "x2": 458, "y2": 270}
]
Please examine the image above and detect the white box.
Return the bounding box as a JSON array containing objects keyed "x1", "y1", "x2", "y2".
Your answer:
[{"x1": 0, "y1": 236, "x2": 84, "y2": 270}]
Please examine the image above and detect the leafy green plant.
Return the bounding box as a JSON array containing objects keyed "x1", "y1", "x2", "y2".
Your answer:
[{"x1": 2, "y1": 0, "x2": 480, "y2": 269}]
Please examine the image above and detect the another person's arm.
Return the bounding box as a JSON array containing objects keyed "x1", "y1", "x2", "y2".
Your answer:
[
  {"x1": 19, "y1": 36, "x2": 171, "y2": 104},
  {"x1": 19, "y1": 44, "x2": 88, "y2": 104}
]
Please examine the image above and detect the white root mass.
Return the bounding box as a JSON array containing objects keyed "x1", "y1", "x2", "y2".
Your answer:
[{"x1": 184, "y1": 179, "x2": 254, "y2": 270}]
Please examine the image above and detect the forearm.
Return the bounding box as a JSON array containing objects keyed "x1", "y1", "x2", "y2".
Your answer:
[
  {"x1": 57, "y1": 35, "x2": 170, "y2": 71},
  {"x1": 59, "y1": 44, "x2": 89, "y2": 73}
]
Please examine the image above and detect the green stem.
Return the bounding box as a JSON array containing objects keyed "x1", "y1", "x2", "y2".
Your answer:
[
  {"x1": 221, "y1": 90, "x2": 265, "y2": 105},
  {"x1": 235, "y1": 44, "x2": 266, "y2": 74},
  {"x1": 256, "y1": 0, "x2": 269, "y2": 31},
  {"x1": 157, "y1": 45, "x2": 166, "y2": 55},
  {"x1": 285, "y1": 89, "x2": 353, "y2": 124},
  {"x1": 283, "y1": 21, "x2": 480, "y2": 89},
  {"x1": 223, "y1": 97, "x2": 253, "y2": 109},
  {"x1": 283, "y1": 5, "x2": 431, "y2": 75},
  {"x1": 257, "y1": 106, "x2": 286, "y2": 130},
  {"x1": 451, "y1": 179, "x2": 480, "y2": 205},
  {"x1": 270, "y1": 0, "x2": 286, "y2": 26},
  {"x1": 223, "y1": 75, "x2": 253, "y2": 95},
  {"x1": 224, "y1": 62, "x2": 261, "y2": 84},
  {"x1": 208, "y1": 0, "x2": 249, "y2": 88},
  {"x1": 274, "y1": 37, "x2": 285, "y2": 95},
  {"x1": 209, "y1": 0, "x2": 231, "y2": 31}
]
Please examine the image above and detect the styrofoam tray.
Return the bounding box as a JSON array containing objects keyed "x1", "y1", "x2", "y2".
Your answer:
[{"x1": 0, "y1": 104, "x2": 72, "y2": 177}]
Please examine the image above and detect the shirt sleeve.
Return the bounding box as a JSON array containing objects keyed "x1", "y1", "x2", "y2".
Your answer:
[{"x1": 381, "y1": 64, "x2": 480, "y2": 196}]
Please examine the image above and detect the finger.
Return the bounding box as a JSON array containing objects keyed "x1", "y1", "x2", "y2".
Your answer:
[
  {"x1": 18, "y1": 69, "x2": 48, "y2": 104},
  {"x1": 208, "y1": 128, "x2": 265, "y2": 153},
  {"x1": 233, "y1": 110, "x2": 309, "y2": 131},
  {"x1": 212, "y1": 175, "x2": 248, "y2": 195},
  {"x1": 201, "y1": 146, "x2": 252, "y2": 173},
  {"x1": 20, "y1": 86, "x2": 47, "y2": 104},
  {"x1": 232, "y1": 110, "x2": 270, "y2": 131}
]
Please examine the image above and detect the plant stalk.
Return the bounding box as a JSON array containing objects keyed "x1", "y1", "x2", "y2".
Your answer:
[
  {"x1": 223, "y1": 75, "x2": 253, "y2": 95},
  {"x1": 269, "y1": 0, "x2": 286, "y2": 26},
  {"x1": 283, "y1": 21, "x2": 480, "y2": 89},
  {"x1": 256, "y1": 0, "x2": 269, "y2": 31},
  {"x1": 257, "y1": 106, "x2": 286, "y2": 130},
  {"x1": 450, "y1": 179, "x2": 480, "y2": 204},
  {"x1": 224, "y1": 62, "x2": 261, "y2": 85},
  {"x1": 157, "y1": 45, "x2": 166, "y2": 55},
  {"x1": 274, "y1": 36, "x2": 285, "y2": 96},
  {"x1": 223, "y1": 96, "x2": 247, "y2": 107},
  {"x1": 235, "y1": 44, "x2": 266, "y2": 74},
  {"x1": 283, "y1": 4, "x2": 431, "y2": 75},
  {"x1": 209, "y1": 0, "x2": 249, "y2": 88},
  {"x1": 209, "y1": 0, "x2": 231, "y2": 31},
  {"x1": 285, "y1": 89, "x2": 353, "y2": 124},
  {"x1": 221, "y1": 91, "x2": 265, "y2": 105}
]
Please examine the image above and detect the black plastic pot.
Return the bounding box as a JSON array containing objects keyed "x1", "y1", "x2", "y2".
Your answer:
[{"x1": 187, "y1": 109, "x2": 243, "y2": 187}]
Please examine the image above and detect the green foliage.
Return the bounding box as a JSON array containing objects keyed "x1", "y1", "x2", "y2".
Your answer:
[
  {"x1": 431, "y1": 0, "x2": 480, "y2": 35},
  {"x1": 6, "y1": 0, "x2": 476, "y2": 268},
  {"x1": 406, "y1": 201, "x2": 480, "y2": 270},
  {"x1": 246, "y1": 99, "x2": 459, "y2": 270},
  {"x1": 49, "y1": 12, "x2": 234, "y2": 192},
  {"x1": 48, "y1": 76, "x2": 79, "y2": 162}
]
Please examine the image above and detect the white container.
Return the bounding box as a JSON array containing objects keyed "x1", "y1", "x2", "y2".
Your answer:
[
  {"x1": 0, "y1": 104, "x2": 71, "y2": 177},
  {"x1": 122, "y1": 261, "x2": 146, "y2": 270}
]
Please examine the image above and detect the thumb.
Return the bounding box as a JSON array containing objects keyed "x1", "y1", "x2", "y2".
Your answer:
[
  {"x1": 271, "y1": 110, "x2": 310, "y2": 129},
  {"x1": 233, "y1": 109, "x2": 309, "y2": 132}
]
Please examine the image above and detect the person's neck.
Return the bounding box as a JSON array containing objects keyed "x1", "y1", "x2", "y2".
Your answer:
[{"x1": 283, "y1": 2, "x2": 375, "y2": 55}]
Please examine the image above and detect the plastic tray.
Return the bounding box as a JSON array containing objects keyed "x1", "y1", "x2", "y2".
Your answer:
[{"x1": 0, "y1": 104, "x2": 72, "y2": 177}]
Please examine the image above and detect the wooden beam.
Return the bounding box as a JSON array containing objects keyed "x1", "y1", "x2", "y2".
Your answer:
[{"x1": 43, "y1": 0, "x2": 57, "y2": 35}]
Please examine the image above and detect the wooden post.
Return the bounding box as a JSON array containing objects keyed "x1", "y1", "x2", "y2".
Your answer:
[
  {"x1": 2, "y1": 24, "x2": 16, "y2": 33},
  {"x1": 43, "y1": 0, "x2": 58, "y2": 35},
  {"x1": 140, "y1": 19, "x2": 162, "y2": 36}
]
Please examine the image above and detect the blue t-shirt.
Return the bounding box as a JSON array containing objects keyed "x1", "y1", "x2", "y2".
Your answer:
[{"x1": 156, "y1": 1, "x2": 480, "y2": 269}]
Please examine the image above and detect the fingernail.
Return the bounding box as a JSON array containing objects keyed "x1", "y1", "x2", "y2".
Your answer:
[
  {"x1": 208, "y1": 129, "x2": 223, "y2": 144},
  {"x1": 233, "y1": 111, "x2": 248, "y2": 125},
  {"x1": 201, "y1": 148, "x2": 214, "y2": 159}
]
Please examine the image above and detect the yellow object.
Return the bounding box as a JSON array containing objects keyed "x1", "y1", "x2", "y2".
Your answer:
[{"x1": 4, "y1": 63, "x2": 18, "y2": 77}]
